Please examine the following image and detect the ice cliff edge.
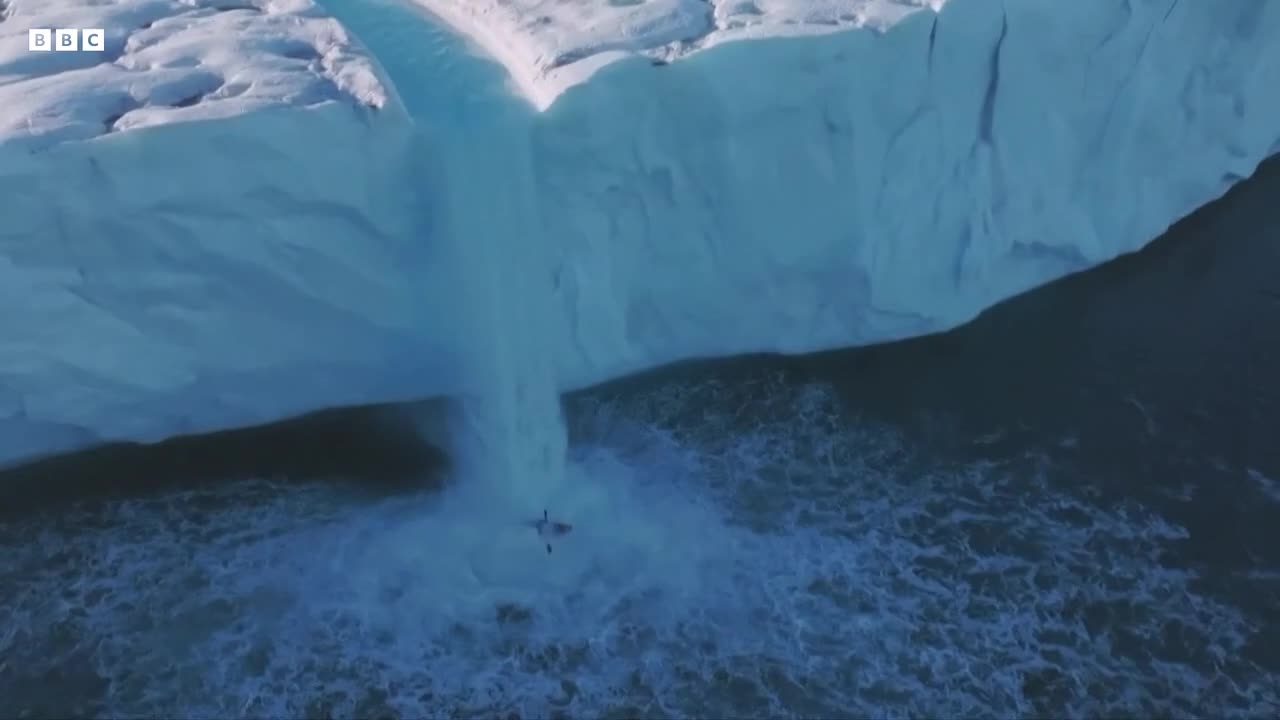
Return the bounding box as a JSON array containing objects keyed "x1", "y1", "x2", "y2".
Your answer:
[
  {"x1": 529, "y1": 0, "x2": 1280, "y2": 390},
  {"x1": 0, "y1": 0, "x2": 440, "y2": 465},
  {"x1": 2, "y1": 0, "x2": 1279, "y2": 468}
]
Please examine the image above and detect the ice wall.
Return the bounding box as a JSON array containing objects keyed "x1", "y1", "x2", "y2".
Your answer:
[
  {"x1": 0, "y1": 0, "x2": 453, "y2": 466},
  {"x1": 2, "y1": 0, "x2": 1279, "y2": 469},
  {"x1": 532, "y1": 0, "x2": 1280, "y2": 390}
]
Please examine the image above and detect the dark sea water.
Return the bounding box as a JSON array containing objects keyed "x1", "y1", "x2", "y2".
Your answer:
[{"x1": 1, "y1": 159, "x2": 1277, "y2": 718}]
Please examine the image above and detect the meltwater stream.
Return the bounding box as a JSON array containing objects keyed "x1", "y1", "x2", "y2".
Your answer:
[
  {"x1": 327, "y1": 0, "x2": 576, "y2": 546},
  {"x1": 293, "y1": 0, "x2": 714, "y2": 643}
]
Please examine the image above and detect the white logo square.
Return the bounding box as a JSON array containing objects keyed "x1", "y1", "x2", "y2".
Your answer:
[
  {"x1": 28, "y1": 29, "x2": 52, "y2": 52},
  {"x1": 54, "y1": 28, "x2": 79, "y2": 51},
  {"x1": 82, "y1": 28, "x2": 105, "y2": 52}
]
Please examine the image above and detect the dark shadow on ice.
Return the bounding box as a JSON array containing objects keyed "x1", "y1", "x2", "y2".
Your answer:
[{"x1": 0, "y1": 402, "x2": 450, "y2": 518}]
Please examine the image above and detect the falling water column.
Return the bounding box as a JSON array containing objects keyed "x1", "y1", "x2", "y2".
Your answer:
[{"x1": 440, "y1": 111, "x2": 569, "y2": 522}]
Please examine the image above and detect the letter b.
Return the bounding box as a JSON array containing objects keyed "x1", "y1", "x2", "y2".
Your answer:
[
  {"x1": 54, "y1": 29, "x2": 79, "y2": 51},
  {"x1": 28, "y1": 29, "x2": 52, "y2": 52}
]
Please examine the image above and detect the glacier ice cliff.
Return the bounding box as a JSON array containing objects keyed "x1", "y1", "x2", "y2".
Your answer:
[
  {"x1": 1, "y1": 0, "x2": 1278, "y2": 467},
  {"x1": 0, "y1": 0, "x2": 447, "y2": 464},
  {"x1": 533, "y1": 0, "x2": 1280, "y2": 390}
]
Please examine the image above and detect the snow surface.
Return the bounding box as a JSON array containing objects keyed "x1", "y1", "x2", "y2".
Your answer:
[
  {"x1": 2, "y1": 0, "x2": 1280, "y2": 467},
  {"x1": 411, "y1": 0, "x2": 944, "y2": 109},
  {"x1": 0, "y1": 0, "x2": 390, "y2": 149}
]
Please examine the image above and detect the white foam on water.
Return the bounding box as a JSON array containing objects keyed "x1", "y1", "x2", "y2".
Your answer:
[
  {"x1": 1, "y1": 379, "x2": 1275, "y2": 718},
  {"x1": 1248, "y1": 468, "x2": 1280, "y2": 505}
]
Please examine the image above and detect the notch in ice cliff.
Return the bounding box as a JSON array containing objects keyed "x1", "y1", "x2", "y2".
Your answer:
[{"x1": 409, "y1": 0, "x2": 948, "y2": 109}]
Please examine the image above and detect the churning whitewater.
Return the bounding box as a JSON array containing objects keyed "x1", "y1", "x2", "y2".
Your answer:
[{"x1": 2, "y1": 376, "x2": 1276, "y2": 717}]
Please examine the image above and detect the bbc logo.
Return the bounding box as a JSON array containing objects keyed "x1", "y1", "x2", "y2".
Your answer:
[{"x1": 28, "y1": 29, "x2": 106, "y2": 52}]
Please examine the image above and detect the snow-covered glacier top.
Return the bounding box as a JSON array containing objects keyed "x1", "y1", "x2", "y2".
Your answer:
[
  {"x1": 414, "y1": 0, "x2": 945, "y2": 107},
  {"x1": 0, "y1": 0, "x2": 390, "y2": 150}
]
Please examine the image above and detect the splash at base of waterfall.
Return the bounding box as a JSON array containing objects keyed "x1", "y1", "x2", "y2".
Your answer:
[{"x1": 2, "y1": 379, "x2": 1274, "y2": 719}]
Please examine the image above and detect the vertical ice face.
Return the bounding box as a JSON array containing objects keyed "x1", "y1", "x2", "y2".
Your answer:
[
  {"x1": 527, "y1": 0, "x2": 1280, "y2": 391},
  {"x1": 1, "y1": 0, "x2": 1279, "y2": 469},
  {"x1": 0, "y1": 0, "x2": 438, "y2": 468}
]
